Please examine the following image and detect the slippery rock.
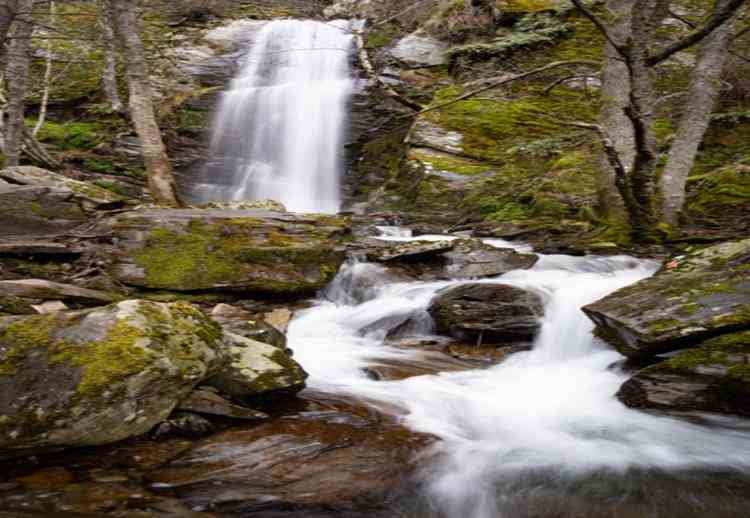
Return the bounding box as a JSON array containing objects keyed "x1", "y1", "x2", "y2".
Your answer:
[
  {"x1": 389, "y1": 32, "x2": 449, "y2": 68},
  {"x1": 584, "y1": 239, "x2": 750, "y2": 359},
  {"x1": 367, "y1": 239, "x2": 454, "y2": 262},
  {"x1": 617, "y1": 331, "x2": 750, "y2": 416},
  {"x1": 0, "y1": 300, "x2": 224, "y2": 459},
  {"x1": 428, "y1": 283, "x2": 544, "y2": 344},
  {"x1": 0, "y1": 279, "x2": 118, "y2": 305},
  {"x1": 105, "y1": 208, "x2": 349, "y2": 295},
  {"x1": 206, "y1": 332, "x2": 307, "y2": 401},
  {"x1": 177, "y1": 388, "x2": 268, "y2": 420},
  {"x1": 0, "y1": 166, "x2": 124, "y2": 210}
]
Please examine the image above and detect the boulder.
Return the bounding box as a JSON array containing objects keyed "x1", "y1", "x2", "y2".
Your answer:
[
  {"x1": 0, "y1": 279, "x2": 118, "y2": 305},
  {"x1": 0, "y1": 166, "x2": 124, "y2": 210},
  {"x1": 406, "y1": 118, "x2": 465, "y2": 155},
  {"x1": 105, "y1": 209, "x2": 349, "y2": 294},
  {"x1": 0, "y1": 184, "x2": 87, "y2": 237},
  {"x1": 0, "y1": 241, "x2": 79, "y2": 257},
  {"x1": 177, "y1": 388, "x2": 268, "y2": 420},
  {"x1": 367, "y1": 239, "x2": 454, "y2": 262},
  {"x1": 210, "y1": 303, "x2": 288, "y2": 349},
  {"x1": 617, "y1": 331, "x2": 750, "y2": 416},
  {"x1": 428, "y1": 283, "x2": 544, "y2": 344},
  {"x1": 0, "y1": 300, "x2": 224, "y2": 458},
  {"x1": 206, "y1": 332, "x2": 307, "y2": 401},
  {"x1": 389, "y1": 32, "x2": 449, "y2": 68},
  {"x1": 583, "y1": 239, "x2": 750, "y2": 359}
]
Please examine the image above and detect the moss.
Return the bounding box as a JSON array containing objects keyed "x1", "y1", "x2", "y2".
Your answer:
[
  {"x1": 0, "y1": 296, "x2": 35, "y2": 315},
  {"x1": 0, "y1": 314, "x2": 62, "y2": 375},
  {"x1": 50, "y1": 320, "x2": 154, "y2": 397},
  {"x1": 662, "y1": 331, "x2": 750, "y2": 382},
  {"x1": 30, "y1": 120, "x2": 104, "y2": 151},
  {"x1": 410, "y1": 150, "x2": 492, "y2": 176}
]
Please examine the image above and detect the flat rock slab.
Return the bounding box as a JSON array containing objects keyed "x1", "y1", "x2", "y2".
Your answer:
[
  {"x1": 0, "y1": 241, "x2": 79, "y2": 256},
  {"x1": 389, "y1": 32, "x2": 449, "y2": 68},
  {"x1": 0, "y1": 185, "x2": 87, "y2": 237},
  {"x1": 367, "y1": 239, "x2": 454, "y2": 262},
  {"x1": 584, "y1": 239, "x2": 750, "y2": 358},
  {"x1": 0, "y1": 279, "x2": 118, "y2": 304},
  {"x1": 105, "y1": 209, "x2": 350, "y2": 294}
]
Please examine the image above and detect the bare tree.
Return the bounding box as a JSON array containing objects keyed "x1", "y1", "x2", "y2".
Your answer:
[
  {"x1": 32, "y1": 0, "x2": 54, "y2": 136},
  {"x1": 109, "y1": 0, "x2": 182, "y2": 206},
  {"x1": 3, "y1": 0, "x2": 34, "y2": 167},
  {"x1": 98, "y1": 0, "x2": 123, "y2": 113}
]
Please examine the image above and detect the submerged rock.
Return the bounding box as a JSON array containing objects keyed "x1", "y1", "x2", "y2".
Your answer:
[
  {"x1": 105, "y1": 208, "x2": 349, "y2": 294},
  {"x1": 0, "y1": 300, "x2": 224, "y2": 459},
  {"x1": 617, "y1": 331, "x2": 750, "y2": 416},
  {"x1": 428, "y1": 283, "x2": 544, "y2": 344},
  {"x1": 583, "y1": 239, "x2": 750, "y2": 359}
]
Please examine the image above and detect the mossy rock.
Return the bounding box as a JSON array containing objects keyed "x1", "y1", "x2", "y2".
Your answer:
[
  {"x1": 583, "y1": 239, "x2": 750, "y2": 359},
  {"x1": 617, "y1": 331, "x2": 750, "y2": 416},
  {"x1": 0, "y1": 300, "x2": 225, "y2": 459},
  {"x1": 106, "y1": 209, "x2": 350, "y2": 295}
]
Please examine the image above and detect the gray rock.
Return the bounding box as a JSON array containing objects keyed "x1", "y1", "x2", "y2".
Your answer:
[
  {"x1": 616, "y1": 331, "x2": 750, "y2": 416},
  {"x1": 104, "y1": 208, "x2": 349, "y2": 295},
  {"x1": 0, "y1": 300, "x2": 224, "y2": 459},
  {"x1": 367, "y1": 239, "x2": 454, "y2": 262},
  {"x1": 407, "y1": 118, "x2": 465, "y2": 155},
  {"x1": 178, "y1": 388, "x2": 268, "y2": 420},
  {"x1": 0, "y1": 279, "x2": 118, "y2": 305},
  {"x1": 389, "y1": 32, "x2": 449, "y2": 68},
  {"x1": 0, "y1": 241, "x2": 79, "y2": 257},
  {"x1": 429, "y1": 283, "x2": 544, "y2": 344},
  {"x1": 0, "y1": 184, "x2": 87, "y2": 237},
  {"x1": 206, "y1": 332, "x2": 308, "y2": 401},
  {"x1": 443, "y1": 239, "x2": 538, "y2": 279},
  {"x1": 210, "y1": 303, "x2": 288, "y2": 350},
  {"x1": 584, "y1": 239, "x2": 750, "y2": 359}
]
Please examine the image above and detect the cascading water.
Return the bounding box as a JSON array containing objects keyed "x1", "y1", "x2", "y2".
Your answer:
[
  {"x1": 289, "y1": 234, "x2": 750, "y2": 517},
  {"x1": 195, "y1": 20, "x2": 354, "y2": 213}
]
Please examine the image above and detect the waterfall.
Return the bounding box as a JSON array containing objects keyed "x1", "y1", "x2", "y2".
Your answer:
[{"x1": 196, "y1": 20, "x2": 354, "y2": 213}]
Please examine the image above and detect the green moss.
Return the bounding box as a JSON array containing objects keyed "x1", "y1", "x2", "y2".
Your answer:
[
  {"x1": 0, "y1": 314, "x2": 61, "y2": 375},
  {"x1": 30, "y1": 120, "x2": 104, "y2": 151},
  {"x1": 411, "y1": 150, "x2": 492, "y2": 175},
  {"x1": 50, "y1": 320, "x2": 153, "y2": 397},
  {"x1": 662, "y1": 331, "x2": 750, "y2": 378}
]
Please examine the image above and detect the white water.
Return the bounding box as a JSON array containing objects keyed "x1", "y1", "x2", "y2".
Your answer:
[
  {"x1": 196, "y1": 20, "x2": 354, "y2": 213},
  {"x1": 289, "y1": 235, "x2": 750, "y2": 516}
]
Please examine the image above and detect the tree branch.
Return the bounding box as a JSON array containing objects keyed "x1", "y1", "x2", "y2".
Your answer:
[{"x1": 570, "y1": 0, "x2": 627, "y2": 57}]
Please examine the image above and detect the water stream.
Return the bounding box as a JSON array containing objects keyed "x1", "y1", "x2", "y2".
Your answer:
[
  {"x1": 196, "y1": 20, "x2": 354, "y2": 213},
  {"x1": 289, "y1": 234, "x2": 750, "y2": 517}
]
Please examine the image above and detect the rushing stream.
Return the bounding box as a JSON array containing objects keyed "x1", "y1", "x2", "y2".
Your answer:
[
  {"x1": 196, "y1": 20, "x2": 354, "y2": 213},
  {"x1": 289, "y1": 233, "x2": 750, "y2": 517}
]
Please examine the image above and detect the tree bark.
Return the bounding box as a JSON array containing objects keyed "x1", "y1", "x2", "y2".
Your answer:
[
  {"x1": 0, "y1": 0, "x2": 18, "y2": 65},
  {"x1": 32, "y1": 0, "x2": 54, "y2": 136},
  {"x1": 658, "y1": 2, "x2": 735, "y2": 225},
  {"x1": 3, "y1": 0, "x2": 34, "y2": 168},
  {"x1": 98, "y1": 0, "x2": 124, "y2": 113},
  {"x1": 595, "y1": 0, "x2": 632, "y2": 221},
  {"x1": 111, "y1": 0, "x2": 181, "y2": 206}
]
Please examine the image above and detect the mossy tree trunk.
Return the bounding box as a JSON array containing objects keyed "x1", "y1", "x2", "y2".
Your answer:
[
  {"x1": 97, "y1": 0, "x2": 124, "y2": 114},
  {"x1": 658, "y1": 0, "x2": 736, "y2": 226},
  {"x1": 3, "y1": 0, "x2": 34, "y2": 168},
  {"x1": 109, "y1": 0, "x2": 182, "y2": 207}
]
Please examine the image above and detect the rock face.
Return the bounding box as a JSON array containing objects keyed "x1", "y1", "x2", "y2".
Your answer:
[
  {"x1": 0, "y1": 279, "x2": 118, "y2": 305},
  {"x1": 617, "y1": 331, "x2": 750, "y2": 416},
  {"x1": 206, "y1": 332, "x2": 307, "y2": 401},
  {"x1": 389, "y1": 32, "x2": 449, "y2": 68},
  {"x1": 0, "y1": 184, "x2": 87, "y2": 237},
  {"x1": 428, "y1": 283, "x2": 544, "y2": 344},
  {"x1": 105, "y1": 209, "x2": 349, "y2": 294},
  {"x1": 0, "y1": 300, "x2": 224, "y2": 459},
  {"x1": 0, "y1": 166, "x2": 124, "y2": 210},
  {"x1": 583, "y1": 239, "x2": 750, "y2": 359},
  {"x1": 367, "y1": 238, "x2": 538, "y2": 281}
]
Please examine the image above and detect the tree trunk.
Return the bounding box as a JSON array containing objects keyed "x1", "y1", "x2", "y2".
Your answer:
[
  {"x1": 111, "y1": 0, "x2": 182, "y2": 206},
  {"x1": 595, "y1": 0, "x2": 631, "y2": 221},
  {"x1": 658, "y1": 3, "x2": 735, "y2": 225},
  {"x1": 98, "y1": 0, "x2": 124, "y2": 113},
  {"x1": 3, "y1": 0, "x2": 34, "y2": 168},
  {"x1": 33, "y1": 0, "x2": 55, "y2": 137},
  {"x1": 0, "y1": 0, "x2": 18, "y2": 64}
]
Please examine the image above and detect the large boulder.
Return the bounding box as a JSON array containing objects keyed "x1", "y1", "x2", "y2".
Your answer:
[
  {"x1": 0, "y1": 184, "x2": 86, "y2": 237},
  {"x1": 583, "y1": 239, "x2": 750, "y2": 359},
  {"x1": 0, "y1": 166, "x2": 124, "y2": 210},
  {"x1": 617, "y1": 331, "x2": 750, "y2": 416},
  {"x1": 206, "y1": 332, "x2": 307, "y2": 401},
  {"x1": 389, "y1": 32, "x2": 449, "y2": 68},
  {"x1": 0, "y1": 300, "x2": 224, "y2": 459},
  {"x1": 105, "y1": 209, "x2": 350, "y2": 295},
  {"x1": 428, "y1": 283, "x2": 544, "y2": 344}
]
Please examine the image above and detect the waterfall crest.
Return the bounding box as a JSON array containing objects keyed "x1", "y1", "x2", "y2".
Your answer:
[{"x1": 196, "y1": 20, "x2": 354, "y2": 213}]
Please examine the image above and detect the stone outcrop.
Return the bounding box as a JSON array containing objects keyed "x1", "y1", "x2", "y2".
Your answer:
[
  {"x1": 583, "y1": 239, "x2": 750, "y2": 359},
  {"x1": 104, "y1": 209, "x2": 350, "y2": 295},
  {"x1": 428, "y1": 283, "x2": 544, "y2": 344},
  {"x1": 0, "y1": 184, "x2": 87, "y2": 237},
  {"x1": 0, "y1": 279, "x2": 118, "y2": 306},
  {"x1": 617, "y1": 331, "x2": 750, "y2": 416},
  {"x1": 389, "y1": 32, "x2": 449, "y2": 68},
  {"x1": 0, "y1": 301, "x2": 224, "y2": 459}
]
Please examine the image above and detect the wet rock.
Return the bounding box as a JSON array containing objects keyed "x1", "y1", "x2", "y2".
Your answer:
[
  {"x1": 367, "y1": 239, "x2": 454, "y2": 262},
  {"x1": 0, "y1": 184, "x2": 87, "y2": 237},
  {"x1": 0, "y1": 166, "x2": 124, "y2": 210},
  {"x1": 0, "y1": 279, "x2": 118, "y2": 305},
  {"x1": 263, "y1": 307, "x2": 294, "y2": 334},
  {"x1": 429, "y1": 283, "x2": 544, "y2": 344},
  {"x1": 177, "y1": 388, "x2": 268, "y2": 420},
  {"x1": 146, "y1": 416, "x2": 427, "y2": 515},
  {"x1": 0, "y1": 300, "x2": 224, "y2": 459},
  {"x1": 197, "y1": 199, "x2": 287, "y2": 212},
  {"x1": 389, "y1": 32, "x2": 449, "y2": 68},
  {"x1": 104, "y1": 208, "x2": 349, "y2": 295},
  {"x1": 584, "y1": 239, "x2": 750, "y2": 359},
  {"x1": 153, "y1": 412, "x2": 215, "y2": 439},
  {"x1": 210, "y1": 303, "x2": 287, "y2": 349},
  {"x1": 617, "y1": 331, "x2": 750, "y2": 416},
  {"x1": 206, "y1": 332, "x2": 307, "y2": 401}
]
